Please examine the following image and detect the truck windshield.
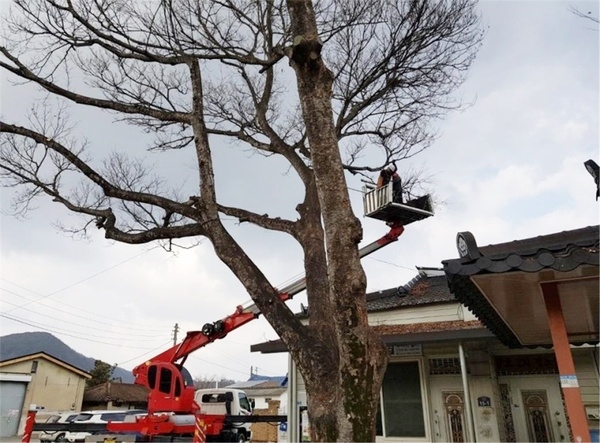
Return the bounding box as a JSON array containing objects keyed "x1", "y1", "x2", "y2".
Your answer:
[{"x1": 202, "y1": 393, "x2": 229, "y2": 403}]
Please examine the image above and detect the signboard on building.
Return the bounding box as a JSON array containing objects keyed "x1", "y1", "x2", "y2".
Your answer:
[
  {"x1": 387, "y1": 344, "x2": 422, "y2": 357},
  {"x1": 477, "y1": 396, "x2": 491, "y2": 407}
]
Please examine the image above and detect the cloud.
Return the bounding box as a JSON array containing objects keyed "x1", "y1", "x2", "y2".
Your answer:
[{"x1": 1, "y1": 1, "x2": 598, "y2": 381}]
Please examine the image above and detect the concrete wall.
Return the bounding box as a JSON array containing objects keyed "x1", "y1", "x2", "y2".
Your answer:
[
  {"x1": 368, "y1": 302, "x2": 465, "y2": 326},
  {"x1": 1, "y1": 357, "x2": 87, "y2": 435}
]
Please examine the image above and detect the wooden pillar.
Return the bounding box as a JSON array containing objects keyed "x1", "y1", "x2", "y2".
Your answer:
[{"x1": 541, "y1": 282, "x2": 591, "y2": 443}]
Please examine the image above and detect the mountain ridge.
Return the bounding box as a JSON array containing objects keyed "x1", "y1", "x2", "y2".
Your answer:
[{"x1": 0, "y1": 331, "x2": 134, "y2": 383}]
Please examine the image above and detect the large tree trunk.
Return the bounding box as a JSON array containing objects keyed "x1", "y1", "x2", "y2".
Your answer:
[
  {"x1": 285, "y1": 1, "x2": 389, "y2": 441},
  {"x1": 0, "y1": 0, "x2": 484, "y2": 440}
]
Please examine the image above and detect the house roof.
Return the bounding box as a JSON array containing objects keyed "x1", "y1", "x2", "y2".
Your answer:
[
  {"x1": 227, "y1": 380, "x2": 267, "y2": 389},
  {"x1": 373, "y1": 319, "x2": 483, "y2": 336},
  {"x1": 229, "y1": 375, "x2": 287, "y2": 389},
  {"x1": 443, "y1": 225, "x2": 599, "y2": 348},
  {"x1": 296, "y1": 267, "x2": 456, "y2": 319},
  {"x1": 251, "y1": 268, "x2": 491, "y2": 354},
  {"x1": 0, "y1": 352, "x2": 91, "y2": 379},
  {"x1": 366, "y1": 272, "x2": 454, "y2": 312},
  {"x1": 245, "y1": 387, "x2": 287, "y2": 397},
  {"x1": 84, "y1": 382, "x2": 149, "y2": 403},
  {"x1": 248, "y1": 374, "x2": 288, "y2": 385},
  {"x1": 229, "y1": 380, "x2": 286, "y2": 391}
]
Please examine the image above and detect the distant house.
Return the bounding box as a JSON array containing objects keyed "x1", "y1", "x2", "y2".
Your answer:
[
  {"x1": 83, "y1": 381, "x2": 149, "y2": 410},
  {"x1": 228, "y1": 374, "x2": 287, "y2": 410},
  {"x1": 0, "y1": 352, "x2": 91, "y2": 437}
]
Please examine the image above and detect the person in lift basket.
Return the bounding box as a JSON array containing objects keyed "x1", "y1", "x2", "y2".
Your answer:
[{"x1": 377, "y1": 162, "x2": 403, "y2": 204}]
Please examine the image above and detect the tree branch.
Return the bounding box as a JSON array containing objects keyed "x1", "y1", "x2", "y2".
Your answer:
[{"x1": 1, "y1": 47, "x2": 191, "y2": 123}]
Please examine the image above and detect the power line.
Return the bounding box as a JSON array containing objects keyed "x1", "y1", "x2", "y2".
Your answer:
[
  {"x1": 117, "y1": 340, "x2": 174, "y2": 366},
  {"x1": 207, "y1": 347, "x2": 257, "y2": 369},
  {"x1": 366, "y1": 256, "x2": 417, "y2": 272},
  {"x1": 0, "y1": 288, "x2": 166, "y2": 337},
  {"x1": 0, "y1": 297, "x2": 165, "y2": 340},
  {"x1": 189, "y1": 354, "x2": 253, "y2": 377},
  {"x1": 252, "y1": 366, "x2": 283, "y2": 376},
  {"x1": 0, "y1": 312, "x2": 166, "y2": 349},
  {"x1": 1, "y1": 245, "x2": 160, "y2": 314}
]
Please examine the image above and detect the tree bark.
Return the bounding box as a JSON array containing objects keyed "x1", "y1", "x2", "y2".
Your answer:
[
  {"x1": 0, "y1": 1, "x2": 484, "y2": 440},
  {"x1": 285, "y1": 1, "x2": 389, "y2": 441}
]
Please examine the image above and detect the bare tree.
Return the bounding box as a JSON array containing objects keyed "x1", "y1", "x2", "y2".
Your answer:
[
  {"x1": 194, "y1": 375, "x2": 237, "y2": 389},
  {"x1": 569, "y1": 5, "x2": 599, "y2": 26},
  {"x1": 0, "y1": 0, "x2": 483, "y2": 440}
]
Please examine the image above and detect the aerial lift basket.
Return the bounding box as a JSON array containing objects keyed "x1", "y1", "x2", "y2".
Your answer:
[{"x1": 363, "y1": 182, "x2": 434, "y2": 226}]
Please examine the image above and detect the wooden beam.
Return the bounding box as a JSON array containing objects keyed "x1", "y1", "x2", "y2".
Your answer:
[{"x1": 541, "y1": 282, "x2": 591, "y2": 443}]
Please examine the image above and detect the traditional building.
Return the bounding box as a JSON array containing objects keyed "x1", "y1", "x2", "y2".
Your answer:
[
  {"x1": 252, "y1": 226, "x2": 599, "y2": 442},
  {"x1": 443, "y1": 225, "x2": 599, "y2": 442},
  {"x1": 83, "y1": 381, "x2": 149, "y2": 410}
]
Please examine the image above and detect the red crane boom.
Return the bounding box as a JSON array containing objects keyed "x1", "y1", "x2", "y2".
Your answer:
[{"x1": 132, "y1": 223, "x2": 405, "y2": 414}]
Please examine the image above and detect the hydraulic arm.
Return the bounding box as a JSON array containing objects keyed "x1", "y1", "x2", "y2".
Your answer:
[{"x1": 133, "y1": 223, "x2": 405, "y2": 414}]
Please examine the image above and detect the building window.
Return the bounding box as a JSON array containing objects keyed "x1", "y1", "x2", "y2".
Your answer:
[
  {"x1": 31, "y1": 361, "x2": 38, "y2": 373},
  {"x1": 495, "y1": 354, "x2": 558, "y2": 376},
  {"x1": 376, "y1": 361, "x2": 426, "y2": 438},
  {"x1": 429, "y1": 358, "x2": 461, "y2": 375},
  {"x1": 148, "y1": 366, "x2": 157, "y2": 389},
  {"x1": 159, "y1": 367, "x2": 172, "y2": 394}
]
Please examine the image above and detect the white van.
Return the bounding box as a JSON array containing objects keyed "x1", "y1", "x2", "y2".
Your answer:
[
  {"x1": 63, "y1": 409, "x2": 146, "y2": 443},
  {"x1": 39, "y1": 412, "x2": 79, "y2": 443}
]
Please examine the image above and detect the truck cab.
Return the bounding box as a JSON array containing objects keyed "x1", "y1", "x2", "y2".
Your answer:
[{"x1": 195, "y1": 388, "x2": 253, "y2": 442}]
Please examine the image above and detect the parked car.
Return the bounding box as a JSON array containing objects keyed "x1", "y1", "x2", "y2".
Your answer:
[
  {"x1": 39, "y1": 412, "x2": 79, "y2": 443},
  {"x1": 63, "y1": 409, "x2": 147, "y2": 443}
]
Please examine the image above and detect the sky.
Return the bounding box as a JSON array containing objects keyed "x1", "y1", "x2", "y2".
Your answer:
[{"x1": 0, "y1": 1, "x2": 598, "y2": 383}]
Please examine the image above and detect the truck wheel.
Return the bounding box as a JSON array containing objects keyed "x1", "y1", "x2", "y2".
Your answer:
[{"x1": 55, "y1": 434, "x2": 67, "y2": 442}]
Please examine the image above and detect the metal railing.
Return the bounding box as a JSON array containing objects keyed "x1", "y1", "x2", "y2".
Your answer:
[{"x1": 363, "y1": 183, "x2": 393, "y2": 217}]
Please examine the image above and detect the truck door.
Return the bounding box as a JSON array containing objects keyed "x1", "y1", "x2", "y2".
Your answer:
[
  {"x1": 147, "y1": 362, "x2": 195, "y2": 412},
  {"x1": 238, "y1": 392, "x2": 252, "y2": 415}
]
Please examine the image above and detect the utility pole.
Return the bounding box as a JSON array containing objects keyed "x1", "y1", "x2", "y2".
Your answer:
[{"x1": 172, "y1": 323, "x2": 179, "y2": 346}]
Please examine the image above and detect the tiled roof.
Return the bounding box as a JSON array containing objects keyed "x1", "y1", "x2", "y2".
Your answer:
[
  {"x1": 250, "y1": 269, "x2": 483, "y2": 354},
  {"x1": 248, "y1": 374, "x2": 288, "y2": 385},
  {"x1": 84, "y1": 382, "x2": 149, "y2": 403},
  {"x1": 443, "y1": 225, "x2": 599, "y2": 348},
  {"x1": 229, "y1": 376, "x2": 288, "y2": 389},
  {"x1": 245, "y1": 387, "x2": 287, "y2": 397},
  {"x1": 227, "y1": 380, "x2": 266, "y2": 389},
  {"x1": 373, "y1": 320, "x2": 483, "y2": 335},
  {"x1": 366, "y1": 273, "x2": 455, "y2": 312},
  {"x1": 294, "y1": 269, "x2": 457, "y2": 319},
  {"x1": 443, "y1": 225, "x2": 599, "y2": 276}
]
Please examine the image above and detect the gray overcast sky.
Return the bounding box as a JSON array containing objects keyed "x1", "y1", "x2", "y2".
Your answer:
[{"x1": 0, "y1": 1, "x2": 598, "y2": 382}]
